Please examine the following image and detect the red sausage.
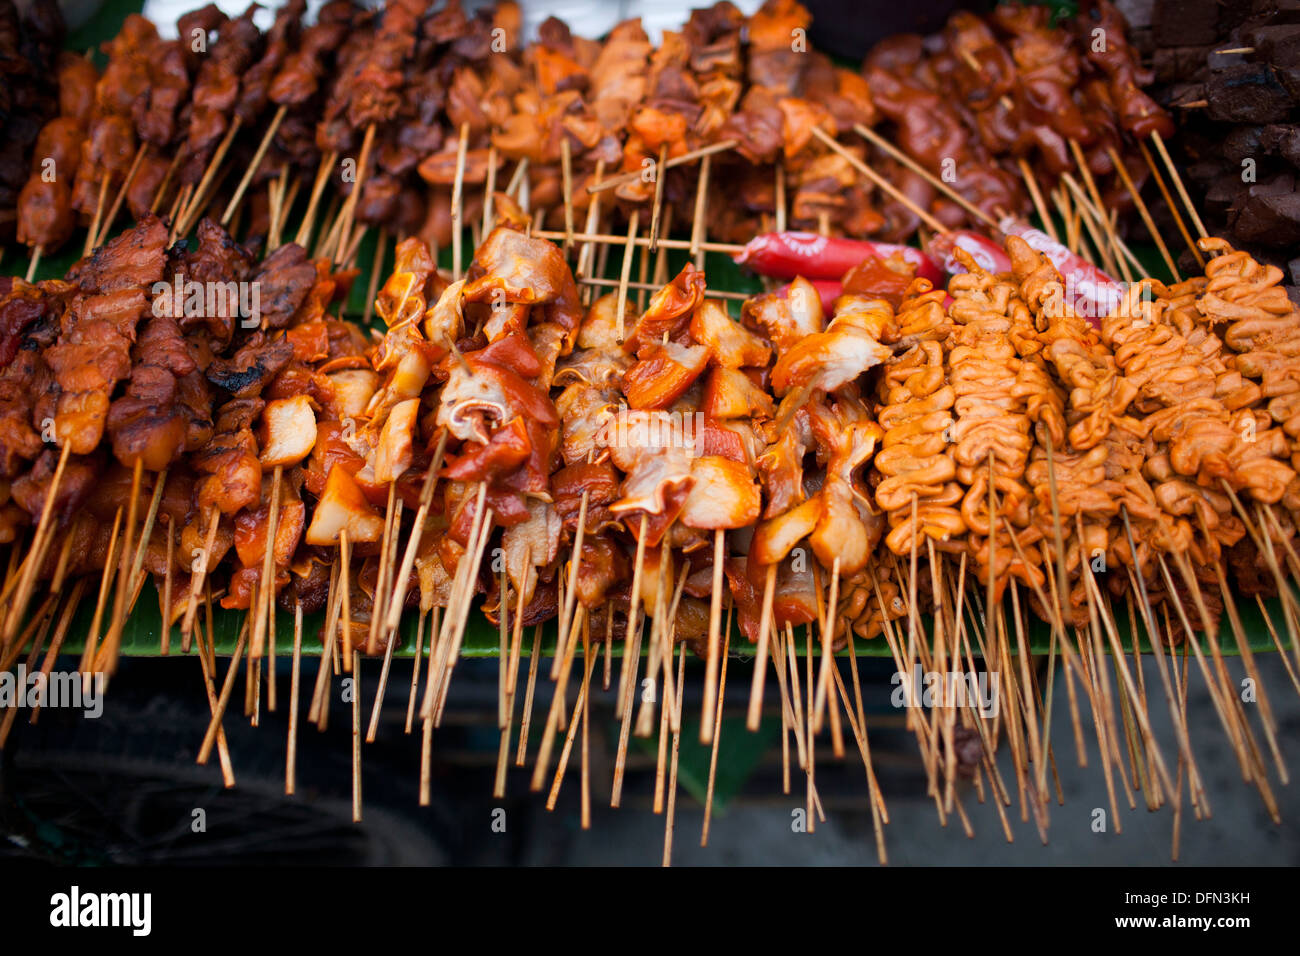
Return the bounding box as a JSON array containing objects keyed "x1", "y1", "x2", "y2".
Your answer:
[
  {"x1": 925, "y1": 230, "x2": 1012, "y2": 276},
  {"x1": 735, "y1": 231, "x2": 944, "y2": 285},
  {"x1": 998, "y1": 215, "x2": 1124, "y2": 325}
]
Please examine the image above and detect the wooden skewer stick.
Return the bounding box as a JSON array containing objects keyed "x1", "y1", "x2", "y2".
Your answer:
[
  {"x1": 1137, "y1": 139, "x2": 1205, "y2": 268},
  {"x1": 560, "y1": 137, "x2": 575, "y2": 252},
  {"x1": 1061, "y1": 172, "x2": 1123, "y2": 279},
  {"x1": 587, "y1": 140, "x2": 738, "y2": 194},
  {"x1": 251, "y1": 466, "x2": 282, "y2": 661},
  {"x1": 450, "y1": 122, "x2": 470, "y2": 280},
  {"x1": 701, "y1": 529, "x2": 726, "y2": 743},
  {"x1": 482, "y1": 145, "x2": 498, "y2": 236},
  {"x1": 1068, "y1": 139, "x2": 1127, "y2": 275},
  {"x1": 85, "y1": 175, "x2": 110, "y2": 256},
  {"x1": 95, "y1": 464, "x2": 167, "y2": 675},
  {"x1": 746, "y1": 563, "x2": 779, "y2": 731},
  {"x1": 160, "y1": 518, "x2": 175, "y2": 655},
  {"x1": 1149, "y1": 129, "x2": 1209, "y2": 240},
  {"x1": 545, "y1": 635, "x2": 597, "y2": 810},
  {"x1": 555, "y1": 491, "x2": 590, "y2": 671},
  {"x1": 366, "y1": 559, "x2": 404, "y2": 744},
  {"x1": 177, "y1": 115, "x2": 244, "y2": 238},
  {"x1": 1017, "y1": 157, "x2": 1058, "y2": 242},
  {"x1": 430, "y1": 500, "x2": 494, "y2": 725},
  {"x1": 580, "y1": 274, "x2": 749, "y2": 302},
  {"x1": 1106, "y1": 144, "x2": 1180, "y2": 280},
  {"x1": 3, "y1": 443, "x2": 71, "y2": 647},
  {"x1": 515, "y1": 622, "x2": 542, "y2": 767},
  {"x1": 615, "y1": 210, "x2": 639, "y2": 342},
  {"x1": 77, "y1": 509, "x2": 122, "y2": 678},
  {"x1": 662, "y1": 645, "x2": 687, "y2": 866},
  {"x1": 575, "y1": 158, "x2": 606, "y2": 282},
  {"x1": 149, "y1": 150, "x2": 183, "y2": 216},
  {"x1": 293, "y1": 150, "x2": 338, "y2": 247},
  {"x1": 338, "y1": 528, "x2": 353, "y2": 669},
  {"x1": 855, "y1": 122, "x2": 999, "y2": 230},
  {"x1": 648, "y1": 145, "x2": 669, "y2": 253},
  {"x1": 351, "y1": 649, "x2": 362, "y2": 821},
  {"x1": 531, "y1": 603, "x2": 587, "y2": 790},
  {"x1": 181, "y1": 506, "x2": 221, "y2": 643},
  {"x1": 366, "y1": 484, "x2": 399, "y2": 657},
  {"x1": 404, "y1": 608, "x2": 428, "y2": 735},
  {"x1": 29, "y1": 580, "x2": 87, "y2": 725},
  {"x1": 189, "y1": 611, "x2": 235, "y2": 786},
  {"x1": 497, "y1": 567, "x2": 510, "y2": 731},
  {"x1": 327, "y1": 124, "x2": 377, "y2": 265},
  {"x1": 24, "y1": 245, "x2": 42, "y2": 283},
  {"x1": 690, "y1": 154, "x2": 711, "y2": 270},
  {"x1": 196, "y1": 616, "x2": 249, "y2": 765},
  {"x1": 534, "y1": 226, "x2": 742, "y2": 256},
  {"x1": 774, "y1": 160, "x2": 787, "y2": 233},
  {"x1": 810, "y1": 126, "x2": 949, "y2": 234},
  {"x1": 286, "y1": 599, "x2": 302, "y2": 795},
  {"x1": 362, "y1": 227, "x2": 388, "y2": 327},
  {"x1": 221, "y1": 104, "x2": 287, "y2": 226},
  {"x1": 812, "y1": 556, "x2": 840, "y2": 737},
  {"x1": 701, "y1": 600, "x2": 733, "y2": 846},
  {"x1": 381, "y1": 432, "x2": 449, "y2": 643}
]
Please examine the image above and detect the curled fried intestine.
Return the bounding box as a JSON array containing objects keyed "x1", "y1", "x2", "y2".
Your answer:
[
  {"x1": 837, "y1": 564, "x2": 907, "y2": 644},
  {"x1": 944, "y1": 266, "x2": 1051, "y2": 594},
  {"x1": 873, "y1": 340, "x2": 966, "y2": 555},
  {"x1": 892, "y1": 278, "x2": 951, "y2": 348},
  {"x1": 1200, "y1": 240, "x2": 1296, "y2": 350}
]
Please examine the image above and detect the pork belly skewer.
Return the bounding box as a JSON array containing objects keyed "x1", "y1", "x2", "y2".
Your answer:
[
  {"x1": 17, "y1": 52, "x2": 98, "y2": 278},
  {"x1": 5, "y1": 216, "x2": 169, "y2": 664},
  {"x1": 217, "y1": 0, "x2": 309, "y2": 228},
  {"x1": 172, "y1": 6, "x2": 263, "y2": 239}
]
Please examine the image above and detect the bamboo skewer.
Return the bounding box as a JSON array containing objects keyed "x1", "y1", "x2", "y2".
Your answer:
[
  {"x1": 746, "y1": 564, "x2": 778, "y2": 731},
  {"x1": 1137, "y1": 139, "x2": 1205, "y2": 268},
  {"x1": 24, "y1": 245, "x2": 42, "y2": 283},
  {"x1": 221, "y1": 104, "x2": 287, "y2": 226},
  {"x1": 701, "y1": 530, "x2": 726, "y2": 743},
  {"x1": 286, "y1": 599, "x2": 303, "y2": 795},
  {"x1": 450, "y1": 122, "x2": 470, "y2": 280},
  {"x1": 176, "y1": 115, "x2": 244, "y2": 239},
  {"x1": 1106, "y1": 144, "x2": 1180, "y2": 280},
  {"x1": 855, "y1": 122, "x2": 999, "y2": 229},
  {"x1": 701, "y1": 602, "x2": 732, "y2": 847},
  {"x1": 810, "y1": 126, "x2": 948, "y2": 234},
  {"x1": 1149, "y1": 129, "x2": 1209, "y2": 240},
  {"x1": 648, "y1": 145, "x2": 669, "y2": 253},
  {"x1": 84, "y1": 175, "x2": 110, "y2": 256},
  {"x1": 586, "y1": 140, "x2": 738, "y2": 194},
  {"x1": 1017, "y1": 157, "x2": 1058, "y2": 241},
  {"x1": 614, "y1": 211, "x2": 639, "y2": 342},
  {"x1": 3, "y1": 443, "x2": 71, "y2": 648}
]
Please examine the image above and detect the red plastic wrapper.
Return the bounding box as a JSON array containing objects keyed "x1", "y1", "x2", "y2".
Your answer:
[
  {"x1": 735, "y1": 231, "x2": 943, "y2": 285},
  {"x1": 998, "y1": 215, "x2": 1124, "y2": 326}
]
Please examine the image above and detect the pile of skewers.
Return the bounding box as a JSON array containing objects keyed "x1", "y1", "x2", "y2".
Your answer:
[
  {"x1": 3, "y1": 0, "x2": 1193, "y2": 295},
  {"x1": 1, "y1": 181, "x2": 1299, "y2": 862},
  {"x1": 1, "y1": 0, "x2": 1297, "y2": 866}
]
